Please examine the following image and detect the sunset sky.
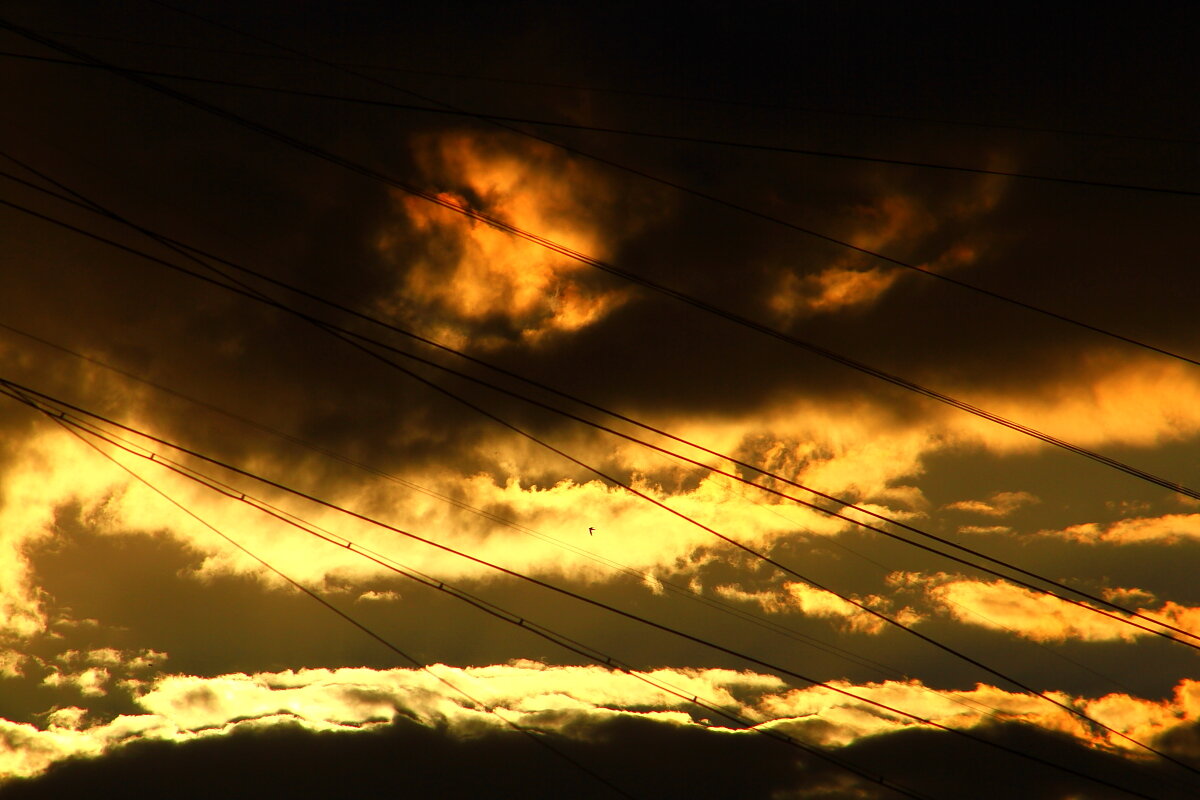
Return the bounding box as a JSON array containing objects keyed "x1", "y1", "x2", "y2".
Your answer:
[{"x1": 2, "y1": 3, "x2": 1199, "y2": 798}]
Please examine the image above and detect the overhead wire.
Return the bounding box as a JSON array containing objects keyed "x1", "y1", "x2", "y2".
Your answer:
[
  {"x1": 12, "y1": 22, "x2": 1197, "y2": 380},
  {"x1": 5, "y1": 14, "x2": 1197, "y2": 777},
  {"x1": 12, "y1": 317, "x2": 1126, "y2": 722},
  {"x1": 4, "y1": 50, "x2": 1199, "y2": 200},
  {"x1": 0, "y1": 319, "x2": 921, "y2": 685},
  {"x1": 6, "y1": 169, "x2": 1200, "y2": 731},
  {"x1": 2, "y1": 10, "x2": 1190, "y2": 796},
  {"x1": 0, "y1": 380, "x2": 1170, "y2": 800},
  {"x1": 16, "y1": 390, "x2": 641, "y2": 800},
  {"x1": 26, "y1": 399, "x2": 937, "y2": 800},
  {"x1": 5, "y1": 17, "x2": 1199, "y2": 501},
  {"x1": 2, "y1": 169, "x2": 1197, "y2": 654},
  {"x1": 3, "y1": 311, "x2": 1196, "y2": 780},
  {"x1": 30, "y1": 27, "x2": 1200, "y2": 147}
]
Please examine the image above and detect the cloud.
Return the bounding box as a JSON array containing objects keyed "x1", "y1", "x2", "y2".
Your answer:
[
  {"x1": 0, "y1": 662, "x2": 782, "y2": 784},
  {"x1": 714, "y1": 581, "x2": 921, "y2": 634},
  {"x1": 957, "y1": 525, "x2": 1012, "y2": 535},
  {"x1": 374, "y1": 131, "x2": 662, "y2": 348},
  {"x1": 951, "y1": 355, "x2": 1200, "y2": 454},
  {"x1": 1048, "y1": 513, "x2": 1200, "y2": 545},
  {"x1": 769, "y1": 265, "x2": 902, "y2": 317},
  {"x1": 5, "y1": 346, "x2": 1200, "y2": 634},
  {"x1": 898, "y1": 572, "x2": 1200, "y2": 643},
  {"x1": 0, "y1": 428, "x2": 135, "y2": 640},
  {"x1": 42, "y1": 668, "x2": 110, "y2": 699},
  {"x1": 7, "y1": 660, "x2": 1200, "y2": 791},
  {"x1": 766, "y1": 176, "x2": 1001, "y2": 320},
  {"x1": 945, "y1": 490, "x2": 1039, "y2": 517}
]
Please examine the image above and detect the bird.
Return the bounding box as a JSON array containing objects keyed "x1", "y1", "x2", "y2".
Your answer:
[{"x1": 588, "y1": 527, "x2": 595, "y2": 536}]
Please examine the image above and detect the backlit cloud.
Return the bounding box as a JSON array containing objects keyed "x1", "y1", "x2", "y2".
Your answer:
[
  {"x1": 945, "y1": 490, "x2": 1039, "y2": 517},
  {"x1": 896, "y1": 572, "x2": 1200, "y2": 643},
  {"x1": 9, "y1": 662, "x2": 1198, "y2": 785},
  {"x1": 767, "y1": 175, "x2": 1002, "y2": 319},
  {"x1": 1048, "y1": 513, "x2": 1200, "y2": 545},
  {"x1": 714, "y1": 581, "x2": 921, "y2": 634},
  {"x1": 375, "y1": 131, "x2": 659, "y2": 347}
]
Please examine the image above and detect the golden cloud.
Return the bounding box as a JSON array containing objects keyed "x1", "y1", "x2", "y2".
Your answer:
[
  {"x1": 1049, "y1": 513, "x2": 1200, "y2": 545},
  {"x1": 7, "y1": 660, "x2": 1200, "y2": 784},
  {"x1": 951, "y1": 355, "x2": 1200, "y2": 454},
  {"x1": 945, "y1": 490, "x2": 1039, "y2": 517},
  {"x1": 901, "y1": 572, "x2": 1200, "y2": 643},
  {"x1": 767, "y1": 174, "x2": 1001, "y2": 320},
  {"x1": 714, "y1": 581, "x2": 922, "y2": 634},
  {"x1": 375, "y1": 131, "x2": 657, "y2": 347}
]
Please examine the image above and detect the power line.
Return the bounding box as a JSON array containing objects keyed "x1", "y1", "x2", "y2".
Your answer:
[
  {"x1": 119, "y1": 7, "x2": 1200, "y2": 381},
  {"x1": 2, "y1": 12, "x2": 1190, "y2": 796},
  {"x1": 0, "y1": 382, "x2": 1169, "y2": 799},
  {"x1": 9, "y1": 48, "x2": 1200, "y2": 374},
  {"x1": 41, "y1": 402, "x2": 937, "y2": 800},
  {"x1": 8, "y1": 315, "x2": 1142, "y2": 719},
  {"x1": 21, "y1": 16, "x2": 1200, "y2": 379},
  {"x1": 4, "y1": 42, "x2": 1196, "y2": 762},
  {"x1": 0, "y1": 319, "x2": 926, "y2": 685},
  {"x1": 5, "y1": 49, "x2": 1199, "y2": 200},
  {"x1": 5, "y1": 19, "x2": 1199, "y2": 499},
  {"x1": 22, "y1": 394, "x2": 639, "y2": 800},
  {"x1": 3, "y1": 175, "x2": 1197, "y2": 653},
  {"x1": 30, "y1": 27, "x2": 1199, "y2": 147},
  {"x1": 4, "y1": 340, "x2": 1196, "y2": 780}
]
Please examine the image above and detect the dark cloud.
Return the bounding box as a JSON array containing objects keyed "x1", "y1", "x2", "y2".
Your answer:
[
  {"x1": 2, "y1": 712, "x2": 1196, "y2": 800},
  {"x1": 3, "y1": 2, "x2": 1200, "y2": 796}
]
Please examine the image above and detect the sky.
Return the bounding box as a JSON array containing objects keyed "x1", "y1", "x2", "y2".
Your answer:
[{"x1": 1, "y1": 2, "x2": 1199, "y2": 797}]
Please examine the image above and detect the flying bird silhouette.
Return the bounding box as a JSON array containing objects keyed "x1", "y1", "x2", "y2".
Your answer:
[{"x1": 588, "y1": 527, "x2": 595, "y2": 536}]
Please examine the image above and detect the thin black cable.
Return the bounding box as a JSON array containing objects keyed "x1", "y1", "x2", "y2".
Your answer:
[
  {"x1": 2, "y1": 181, "x2": 1196, "y2": 653},
  {"x1": 2, "y1": 141, "x2": 1193, "y2": 759},
  {"x1": 5, "y1": 49, "x2": 1199, "y2": 200},
  {"x1": 0, "y1": 319, "x2": 1145, "y2": 709},
  {"x1": 259, "y1": 326, "x2": 1200, "y2": 776},
  {"x1": 0, "y1": 320, "x2": 1040, "y2": 699},
  {"x1": 5, "y1": 20, "x2": 1198, "y2": 501},
  {"x1": 4, "y1": 18, "x2": 1191, "y2": 790},
  {"x1": 1, "y1": 385, "x2": 1167, "y2": 799},
  {"x1": 12, "y1": 38, "x2": 1198, "y2": 378},
  {"x1": 41, "y1": 406, "x2": 936, "y2": 800},
  {"x1": 0, "y1": 182, "x2": 1193, "y2": 670},
  {"x1": 3, "y1": 358, "x2": 1195, "y2": 780},
  {"x1": 7, "y1": 15, "x2": 1190, "y2": 791},
  {"x1": 119, "y1": 5, "x2": 1200, "y2": 381},
  {"x1": 21, "y1": 397, "x2": 639, "y2": 800},
  {"x1": 30, "y1": 28, "x2": 1200, "y2": 147}
]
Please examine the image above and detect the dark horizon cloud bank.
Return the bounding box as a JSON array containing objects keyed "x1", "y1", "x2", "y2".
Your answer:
[{"x1": 2, "y1": 2, "x2": 1199, "y2": 797}]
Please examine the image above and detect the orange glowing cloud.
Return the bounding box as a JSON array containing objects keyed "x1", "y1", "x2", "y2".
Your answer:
[
  {"x1": 6, "y1": 661, "x2": 1200, "y2": 783},
  {"x1": 376, "y1": 131, "x2": 657, "y2": 347},
  {"x1": 1048, "y1": 513, "x2": 1200, "y2": 545},
  {"x1": 896, "y1": 572, "x2": 1200, "y2": 643},
  {"x1": 769, "y1": 266, "x2": 901, "y2": 317},
  {"x1": 945, "y1": 490, "x2": 1039, "y2": 517},
  {"x1": 767, "y1": 175, "x2": 1000, "y2": 320},
  {"x1": 714, "y1": 581, "x2": 921, "y2": 634},
  {"x1": 951, "y1": 355, "x2": 1200, "y2": 454}
]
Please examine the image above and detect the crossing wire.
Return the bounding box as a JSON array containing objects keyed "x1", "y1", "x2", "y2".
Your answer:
[
  {"x1": 3, "y1": 346, "x2": 1197, "y2": 779},
  {"x1": 4, "y1": 19, "x2": 1198, "y2": 501},
  {"x1": 5, "y1": 50, "x2": 1199, "y2": 200},
  {"x1": 13, "y1": 19, "x2": 1197, "y2": 379},
  {"x1": 37, "y1": 402, "x2": 938, "y2": 800},
  {"x1": 28, "y1": 27, "x2": 1200, "y2": 146},
  {"x1": 2, "y1": 173, "x2": 1198, "y2": 652},
  {"x1": 0, "y1": 382, "x2": 1168, "y2": 800},
  {"x1": 20, "y1": 393, "x2": 641, "y2": 800}
]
